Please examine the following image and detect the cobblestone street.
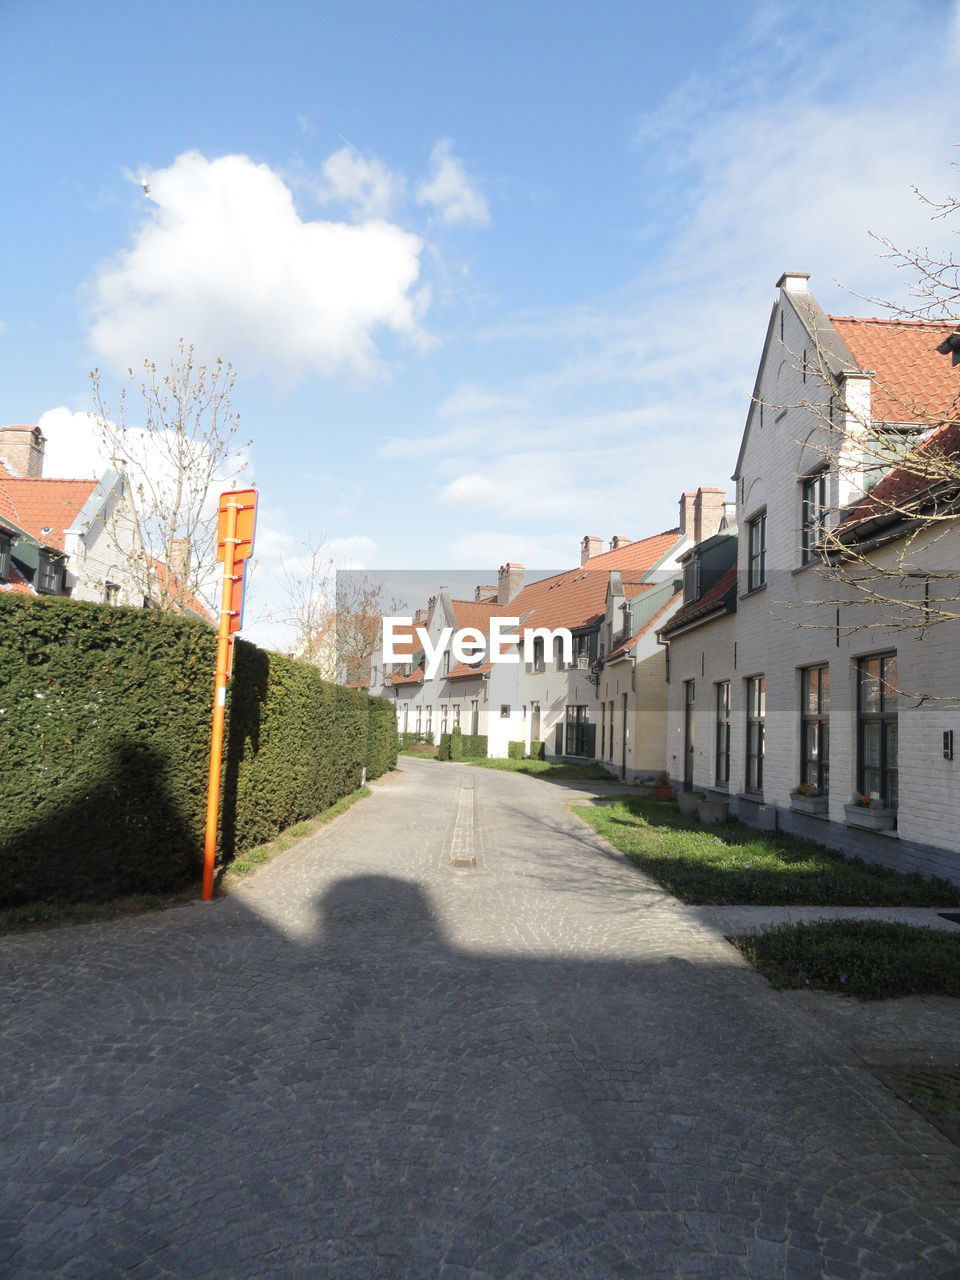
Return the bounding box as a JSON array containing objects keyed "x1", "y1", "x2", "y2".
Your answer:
[{"x1": 2, "y1": 758, "x2": 959, "y2": 1279}]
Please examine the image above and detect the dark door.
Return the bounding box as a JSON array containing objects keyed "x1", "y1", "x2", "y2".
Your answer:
[
  {"x1": 621, "y1": 693, "x2": 628, "y2": 779},
  {"x1": 683, "y1": 680, "x2": 695, "y2": 790}
]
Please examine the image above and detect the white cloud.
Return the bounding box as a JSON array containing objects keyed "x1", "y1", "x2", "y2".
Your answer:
[
  {"x1": 89, "y1": 151, "x2": 428, "y2": 377},
  {"x1": 317, "y1": 146, "x2": 403, "y2": 221},
  {"x1": 416, "y1": 140, "x2": 489, "y2": 227},
  {"x1": 37, "y1": 407, "x2": 107, "y2": 478}
]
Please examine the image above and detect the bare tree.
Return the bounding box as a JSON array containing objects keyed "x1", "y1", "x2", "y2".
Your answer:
[
  {"x1": 280, "y1": 544, "x2": 401, "y2": 686},
  {"x1": 90, "y1": 341, "x2": 250, "y2": 616},
  {"x1": 758, "y1": 180, "x2": 960, "y2": 636}
]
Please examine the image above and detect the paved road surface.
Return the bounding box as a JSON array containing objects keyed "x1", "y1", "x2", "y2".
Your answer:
[{"x1": 2, "y1": 758, "x2": 958, "y2": 1279}]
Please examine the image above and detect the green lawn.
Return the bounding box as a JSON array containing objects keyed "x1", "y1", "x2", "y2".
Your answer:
[
  {"x1": 466, "y1": 758, "x2": 616, "y2": 781},
  {"x1": 573, "y1": 798, "x2": 960, "y2": 906},
  {"x1": 729, "y1": 920, "x2": 960, "y2": 999}
]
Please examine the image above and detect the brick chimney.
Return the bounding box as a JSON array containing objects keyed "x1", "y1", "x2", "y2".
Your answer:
[
  {"x1": 580, "y1": 535, "x2": 603, "y2": 565},
  {"x1": 693, "y1": 487, "x2": 727, "y2": 543},
  {"x1": 610, "y1": 535, "x2": 632, "y2": 551},
  {"x1": 498, "y1": 562, "x2": 524, "y2": 604},
  {"x1": 475, "y1": 584, "x2": 497, "y2": 601},
  {"x1": 169, "y1": 538, "x2": 190, "y2": 585},
  {"x1": 0, "y1": 425, "x2": 45, "y2": 478},
  {"x1": 414, "y1": 607, "x2": 428, "y2": 625},
  {"x1": 678, "y1": 492, "x2": 697, "y2": 537}
]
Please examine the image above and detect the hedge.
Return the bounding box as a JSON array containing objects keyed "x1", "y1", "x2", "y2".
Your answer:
[
  {"x1": 437, "y1": 728, "x2": 488, "y2": 761},
  {"x1": 0, "y1": 596, "x2": 397, "y2": 905},
  {"x1": 507, "y1": 740, "x2": 524, "y2": 760},
  {"x1": 529, "y1": 739, "x2": 545, "y2": 760}
]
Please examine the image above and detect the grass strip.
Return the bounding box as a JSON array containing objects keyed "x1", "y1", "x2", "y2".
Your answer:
[
  {"x1": 729, "y1": 919, "x2": 960, "y2": 999},
  {"x1": 573, "y1": 797, "x2": 960, "y2": 906},
  {"x1": 466, "y1": 758, "x2": 615, "y2": 781},
  {"x1": 224, "y1": 786, "x2": 371, "y2": 879}
]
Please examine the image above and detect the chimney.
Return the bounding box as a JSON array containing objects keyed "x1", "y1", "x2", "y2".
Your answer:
[
  {"x1": 776, "y1": 271, "x2": 811, "y2": 294},
  {"x1": 475, "y1": 584, "x2": 497, "y2": 601},
  {"x1": 610, "y1": 535, "x2": 632, "y2": 551},
  {"x1": 678, "y1": 492, "x2": 697, "y2": 536},
  {"x1": 498, "y1": 562, "x2": 524, "y2": 604},
  {"x1": 580, "y1": 535, "x2": 603, "y2": 565},
  {"x1": 0, "y1": 425, "x2": 46, "y2": 478},
  {"x1": 693, "y1": 487, "x2": 727, "y2": 543},
  {"x1": 414, "y1": 608, "x2": 428, "y2": 625}
]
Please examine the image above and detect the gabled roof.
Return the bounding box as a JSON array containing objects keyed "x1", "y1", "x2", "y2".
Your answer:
[
  {"x1": 0, "y1": 476, "x2": 98, "y2": 549},
  {"x1": 828, "y1": 317, "x2": 960, "y2": 423},
  {"x1": 450, "y1": 598, "x2": 503, "y2": 631},
  {"x1": 658, "y1": 566, "x2": 738, "y2": 638},
  {"x1": 507, "y1": 529, "x2": 682, "y2": 632}
]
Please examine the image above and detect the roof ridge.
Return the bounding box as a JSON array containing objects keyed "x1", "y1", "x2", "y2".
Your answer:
[{"x1": 828, "y1": 315, "x2": 959, "y2": 328}]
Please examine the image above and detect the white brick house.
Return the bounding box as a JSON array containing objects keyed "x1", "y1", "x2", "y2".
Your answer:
[
  {"x1": 371, "y1": 498, "x2": 727, "y2": 773},
  {"x1": 659, "y1": 273, "x2": 960, "y2": 884}
]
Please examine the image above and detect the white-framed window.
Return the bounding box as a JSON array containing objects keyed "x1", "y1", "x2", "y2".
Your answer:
[
  {"x1": 857, "y1": 654, "x2": 898, "y2": 809},
  {"x1": 800, "y1": 665, "x2": 829, "y2": 793},
  {"x1": 747, "y1": 512, "x2": 766, "y2": 591},
  {"x1": 745, "y1": 675, "x2": 765, "y2": 793},
  {"x1": 801, "y1": 472, "x2": 828, "y2": 563}
]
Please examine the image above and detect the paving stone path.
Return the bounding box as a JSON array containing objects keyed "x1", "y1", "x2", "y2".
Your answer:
[{"x1": 2, "y1": 758, "x2": 959, "y2": 1279}]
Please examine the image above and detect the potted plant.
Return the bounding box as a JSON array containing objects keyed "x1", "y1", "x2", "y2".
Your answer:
[
  {"x1": 843, "y1": 794, "x2": 896, "y2": 831},
  {"x1": 697, "y1": 791, "x2": 729, "y2": 825},
  {"x1": 653, "y1": 773, "x2": 674, "y2": 801},
  {"x1": 790, "y1": 782, "x2": 828, "y2": 816}
]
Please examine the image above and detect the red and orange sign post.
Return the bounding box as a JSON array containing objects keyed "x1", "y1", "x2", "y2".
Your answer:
[{"x1": 202, "y1": 488, "x2": 258, "y2": 900}]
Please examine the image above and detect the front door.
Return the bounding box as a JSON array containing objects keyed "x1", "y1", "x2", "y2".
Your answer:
[{"x1": 621, "y1": 693, "x2": 628, "y2": 779}]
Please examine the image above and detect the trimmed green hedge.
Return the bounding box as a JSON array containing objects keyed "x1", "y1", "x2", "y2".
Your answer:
[
  {"x1": 529, "y1": 739, "x2": 545, "y2": 760},
  {"x1": 508, "y1": 740, "x2": 524, "y2": 759},
  {"x1": 0, "y1": 596, "x2": 397, "y2": 904},
  {"x1": 437, "y1": 728, "x2": 488, "y2": 761}
]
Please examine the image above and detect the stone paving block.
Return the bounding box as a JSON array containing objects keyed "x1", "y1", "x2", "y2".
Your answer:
[{"x1": 2, "y1": 757, "x2": 959, "y2": 1279}]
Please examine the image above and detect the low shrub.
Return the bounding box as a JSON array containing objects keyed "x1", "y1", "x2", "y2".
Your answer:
[
  {"x1": 529, "y1": 739, "x2": 545, "y2": 760},
  {"x1": 508, "y1": 740, "x2": 525, "y2": 759}
]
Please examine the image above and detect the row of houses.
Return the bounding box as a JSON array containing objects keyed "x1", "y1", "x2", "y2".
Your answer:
[
  {"x1": 369, "y1": 271, "x2": 960, "y2": 884},
  {"x1": 0, "y1": 424, "x2": 211, "y2": 619}
]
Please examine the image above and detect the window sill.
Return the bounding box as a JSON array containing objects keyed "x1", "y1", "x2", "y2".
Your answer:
[
  {"x1": 738, "y1": 791, "x2": 764, "y2": 803},
  {"x1": 791, "y1": 559, "x2": 820, "y2": 576},
  {"x1": 739, "y1": 583, "x2": 767, "y2": 600}
]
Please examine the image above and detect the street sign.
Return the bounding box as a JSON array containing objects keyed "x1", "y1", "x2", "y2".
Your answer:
[{"x1": 216, "y1": 488, "x2": 258, "y2": 561}]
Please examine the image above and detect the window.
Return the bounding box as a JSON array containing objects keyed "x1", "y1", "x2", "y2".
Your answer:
[
  {"x1": 0, "y1": 535, "x2": 11, "y2": 582},
  {"x1": 800, "y1": 665, "x2": 829, "y2": 793},
  {"x1": 600, "y1": 702, "x2": 606, "y2": 760},
  {"x1": 683, "y1": 555, "x2": 701, "y2": 605},
  {"x1": 747, "y1": 512, "x2": 766, "y2": 590},
  {"x1": 425, "y1": 705, "x2": 433, "y2": 735},
  {"x1": 858, "y1": 654, "x2": 898, "y2": 809},
  {"x1": 564, "y1": 705, "x2": 595, "y2": 758},
  {"x1": 745, "y1": 675, "x2": 765, "y2": 793},
  {"x1": 715, "y1": 682, "x2": 731, "y2": 786},
  {"x1": 37, "y1": 553, "x2": 63, "y2": 595},
  {"x1": 528, "y1": 635, "x2": 545, "y2": 673},
  {"x1": 500, "y1": 704, "x2": 510, "y2": 719},
  {"x1": 441, "y1": 704, "x2": 449, "y2": 734},
  {"x1": 415, "y1": 706, "x2": 422, "y2": 734},
  {"x1": 470, "y1": 701, "x2": 479, "y2": 734},
  {"x1": 442, "y1": 650, "x2": 451, "y2": 676},
  {"x1": 801, "y1": 472, "x2": 828, "y2": 563},
  {"x1": 453, "y1": 704, "x2": 461, "y2": 728}
]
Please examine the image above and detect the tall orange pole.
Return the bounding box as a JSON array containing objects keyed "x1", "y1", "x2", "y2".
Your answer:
[{"x1": 202, "y1": 498, "x2": 240, "y2": 900}]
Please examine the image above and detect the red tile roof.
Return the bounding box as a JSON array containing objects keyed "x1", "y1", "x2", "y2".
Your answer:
[
  {"x1": 149, "y1": 559, "x2": 216, "y2": 624},
  {"x1": 829, "y1": 317, "x2": 960, "y2": 423},
  {"x1": 507, "y1": 529, "x2": 681, "y2": 632},
  {"x1": 0, "y1": 564, "x2": 35, "y2": 595},
  {"x1": 450, "y1": 599, "x2": 504, "y2": 631},
  {"x1": 0, "y1": 477, "x2": 97, "y2": 549}
]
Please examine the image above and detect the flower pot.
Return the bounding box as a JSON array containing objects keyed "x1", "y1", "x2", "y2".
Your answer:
[
  {"x1": 844, "y1": 803, "x2": 896, "y2": 831},
  {"x1": 653, "y1": 785, "x2": 674, "y2": 801},
  {"x1": 791, "y1": 792, "x2": 828, "y2": 816},
  {"x1": 697, "y1": 794, "x2": 729, "y2": 825}
]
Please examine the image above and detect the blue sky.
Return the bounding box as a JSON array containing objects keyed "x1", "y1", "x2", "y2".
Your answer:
[{"x1": 2, "y1": 0, "x2": 959, "y2": 642}]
